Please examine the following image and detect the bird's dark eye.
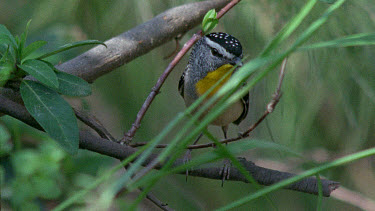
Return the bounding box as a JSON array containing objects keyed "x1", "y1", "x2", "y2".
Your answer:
[{"x1": 211, "y1": 48, "x2": 222, "y2": 57}]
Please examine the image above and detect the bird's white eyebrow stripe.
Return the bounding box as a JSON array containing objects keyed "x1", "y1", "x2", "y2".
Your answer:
[{"x1": 204, "y1": 37, "x2": 235, "y2": 59}]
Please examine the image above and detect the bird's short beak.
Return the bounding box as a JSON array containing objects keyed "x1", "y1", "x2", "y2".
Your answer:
[{"x1": 231, "y1": 57, "x2": 243, "y2": 67}]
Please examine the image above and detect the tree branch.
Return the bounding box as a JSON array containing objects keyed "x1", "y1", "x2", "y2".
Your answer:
[
  {"x1": 0, "y1": 95, "x2": 339, "y2": 197},
  {"x1": 79, "y1": 131, "x2": 339, "y2": 197},
  {"x1": 73, "y1": 107, "x2": 116, "y2": 142},
  {"x1": 0, "y1": 94, "x2": 43, "y2": 130},
  {"x1": 55, "y1": 0, "x2": 231, "y2": 83}
]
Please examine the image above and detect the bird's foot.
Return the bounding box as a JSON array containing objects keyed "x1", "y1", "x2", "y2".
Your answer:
[
  {"x1": 219, "y1": 159, "x2": 232, "y2": 187},
  {"x1": 183, "y1": 149, "x2": 192, "y2": 182}
]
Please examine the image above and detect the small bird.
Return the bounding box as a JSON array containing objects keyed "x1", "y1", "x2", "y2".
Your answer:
[{"x1": 178, "y1": 32, "x2": 249, "y2": 182}]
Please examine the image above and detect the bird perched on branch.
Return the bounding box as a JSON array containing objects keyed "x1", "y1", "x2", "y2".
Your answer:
[{"x1": 178, "y1": 32, "x2": 249, "y2": 183}]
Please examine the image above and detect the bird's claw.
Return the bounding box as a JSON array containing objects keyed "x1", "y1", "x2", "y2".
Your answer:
[
  {"x1": 219, "y1": 159, "x2": 232, "y2": 187},
  {"x1": 183, "y1": 149, "x2": 192, "y2": 182}
]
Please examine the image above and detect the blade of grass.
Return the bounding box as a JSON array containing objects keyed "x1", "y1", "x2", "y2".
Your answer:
[
  {"x1": 135, "y1": 0, "x2": 348, "y2": 206},
  {"x1": 131, "y1": 126, "x2": 280, "y2": 209},
  {"x1": 52, "y1": 143, "x2": 147, "y2": 211},
  {"x1": 201, "y1": 128, "x2": 277, "y2": 209},
  {"x1": 216, "y1": 147, "x2": 375, "y2": 211},
  {"x1": 316, "y1": 174, "x2": 323, "y2": 211},
  {"x1": 36, "y1": 40, "x2": 106, "y2": 60},
  {"x1": 128, "y1": 38, "x2": 302, "y2": 206},
  {"x1": 130, "y1": 139, "x2": 304, "y2": 191},
  {"x1": 215, "y1": 0, "x2": 348, "y2": 129},
  {"x1": 130, "y1": 137, "x2": 303, "y2": 208},
  {"x1": 350, "y1": 70, "x2": 375, "y2": 105},
  {"x1": 133, "y1": 0, "x2": 346, "y2": 199},
  {"x1": 299, "y1": 33, "x2": 375, "y2": 49},
  {"x1": 177, "y1": 0, "x2": 345, "y2": 163},
  {"x1": 138, "y1": 58, "x2": 272, "y2": 191},
  {"x1": 106, "y1": 74, "x2": 229, "y2": 196},
  {"x1": 101, "y1": 54, "x2": 248, "y2": 202},
  {"x1": 120, "y1": 65, "x2": 242, "y2": 205},
  {"x1": 124, "y1": 0, "x2": 333, "y2": 193},
  {"x1": 261, "y1": 0, "x2": 318, "y2": 57},
  {"x1": 61, "y1": 0, "x2": 348, "y2": 206}
]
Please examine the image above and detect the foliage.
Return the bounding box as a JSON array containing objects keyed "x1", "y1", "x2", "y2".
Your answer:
[
  {"x1": 202, "y1": 9, "x2": 218, "y2": 34},
  {"x1": 0, "y1": 128, "x2": 66, "y2": 210},
  {"x1": 0, "y1": 21, "x2": 104, "y2": 154}
]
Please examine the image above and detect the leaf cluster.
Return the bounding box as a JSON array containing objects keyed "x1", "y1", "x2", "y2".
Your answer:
[{"x1": 0, "y1": 21, "x2": 105, "y2": 154}]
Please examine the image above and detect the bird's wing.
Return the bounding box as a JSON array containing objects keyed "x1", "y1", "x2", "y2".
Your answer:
[
  {"x1": 233, "y1": 90, "x2": 249, "y2": 125},
  {"x1": 178, "y1": 70, "x2": 185, "y2": 98}
]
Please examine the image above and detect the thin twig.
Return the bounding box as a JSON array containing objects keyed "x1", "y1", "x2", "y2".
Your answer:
[
  {"x1": 120, "y1": 32, "x2": 202, "y2": 144},
  {"x1": 115, "y1": 174, "x2": 174, "y2": 211},
  {"x1": 73, "y1": 108, "x2": 117, "y2": 142},
  {"x1": 121, "y1": 0, "x2": 242, "y2": 144},
  {"x1": 215, "y1": 0, "x2": 241, "y2": 19},
  {"x1": 163, "y1": 34, "x2": 184, "y2": 60},
  {"x1": 141, "y1": 187, "x2": 175, "y2": 211},
  {"x1": 130, "y1": 57, "x2": 288, "y2": 149}
]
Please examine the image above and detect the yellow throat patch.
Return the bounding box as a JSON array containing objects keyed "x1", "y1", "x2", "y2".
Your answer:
[{"x1": 195, "y1": 64, "x2": 234, "y2": 97}]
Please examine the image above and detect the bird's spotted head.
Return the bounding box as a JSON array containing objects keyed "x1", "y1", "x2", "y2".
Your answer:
[
  {"x1": 205, "y1": 32, "x2": 243, "y2": 60},
  {"x1": 187, "y1": 32, "x2": 243, "y2": 81}
]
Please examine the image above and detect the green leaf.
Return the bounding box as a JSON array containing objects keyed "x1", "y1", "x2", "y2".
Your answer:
[
  {"x1": 37, "y1": 40, "x2": 107, "y2": 60},
  {"x1": 0, "y1": 42, "x2": 16, "y2": 64},
  {"x1": 0, "y1": 124, "x2": 12, "y2": 156},
  {"x1": 0, "y1": 34, "x2": 16, "y2": 49},
  {"x1": 0, "y1": 24, "x2": 16, "y2": 47},
  {"x1": 201, "y1": 9, "x2": 218, "y2": 34},
  {"x1": 18, "y1": 20, "x2": 32, "y2": 59},
  {"x1": 12, "y1": 150, "x2": 41, "y2": 177},
  {"x1": 31, "y1": 176, "x2": 61, "y2": 199},
  {"x1": 18, "y1": 59, "x2": 59, "y2": 88},
  {"x1": 41, "y1": 61, "x2": 92, "y2": 96},
  {"x1": 299, "y1": 33, "x2": 375, "y2": 49},
  {"x1": 0, "y1": 166, "x2": 5, "y2": 186},
  {"x1": 0, "y1": 45, "x2": 9, "y2": 63},
  {"x1": 12, "y1": 177, "x2": 35, "y2": 204},
  {"x1": 19, "y1": 202, "x2": 40, "y2": 211},
  {"x1": 0, "y1": 61, "x2": 15, "y2": 87},
  {"x1": 20, "y1": 80, "x2": 79, "y2": 154},
  {"x1": 22, "y1": 40, "x2": 47, "y2": 59},
  {"x1": 55, "y1": 71, "x2": 92, "y2": 96}
]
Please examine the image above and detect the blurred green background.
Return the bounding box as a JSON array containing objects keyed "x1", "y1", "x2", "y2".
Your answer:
[{"x1": 1, "y1": 0, "x2": 374, "y2": 210}]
